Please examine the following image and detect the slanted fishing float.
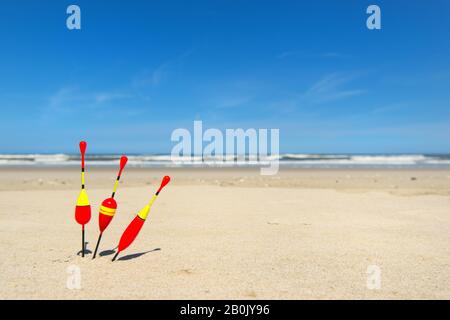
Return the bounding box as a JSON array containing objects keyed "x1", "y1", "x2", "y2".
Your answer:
[
  {"x1": 112, "y1": 176, "x2": 171, "y2": 261},
  {"x1": 75, "y1": 141, "x2": 91, "y2": 257},
  {"x1": 92, "y1": 156, "x2": 128, "y2": 259}
]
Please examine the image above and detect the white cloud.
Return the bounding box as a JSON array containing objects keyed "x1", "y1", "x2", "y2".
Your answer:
[
  {"x1": 301, "y1": 73, "x2": 365, "y2": 104},
  {"x1": 277, "y1": 51, "x2": 351, "y2": 60},
  {"x1": 94, "y1": 92, "x2": 131, "y2": 103},
  {"x1": 133, "y1": 49, "x2": 195, "y2": 87},
  {"x1": 42, "y1": 86, "x2": 134, "y2": 120}
]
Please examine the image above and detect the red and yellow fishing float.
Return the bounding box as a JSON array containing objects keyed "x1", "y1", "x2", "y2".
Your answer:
[
  {"x1": 75, "y1": 141, "x2": 91, "y2": 257},
  {"x1": 92, "y1": 156, "x2": 128, "y2": 259},
  {"x1": 112, "y1": 175, "x2": 171, "y2": 261}
]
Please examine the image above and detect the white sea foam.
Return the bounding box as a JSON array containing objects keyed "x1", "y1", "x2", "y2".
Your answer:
[{"x1": 0, "y1": 153, "x2": 449, "y2": 168}]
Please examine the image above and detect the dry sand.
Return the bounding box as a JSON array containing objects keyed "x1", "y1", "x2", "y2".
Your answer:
[{"x1": 0, "y1": 167, "x2": 449, "y2": 299}]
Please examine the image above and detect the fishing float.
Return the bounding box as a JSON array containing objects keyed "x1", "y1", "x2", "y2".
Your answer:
[
  {"x1": 112, "y1": 175, "x2": 171, "y2": 261},
  {"x1": 92, "y1": 156, "x2": 128, "y2": 259},
  {"x1": 74, "y1": 141, "x2": 91, "y2": 257}
]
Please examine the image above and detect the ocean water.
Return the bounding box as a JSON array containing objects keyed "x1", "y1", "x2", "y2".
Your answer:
[{"x1": 1, "y1": 154, "x2": 450, "y2": 169}]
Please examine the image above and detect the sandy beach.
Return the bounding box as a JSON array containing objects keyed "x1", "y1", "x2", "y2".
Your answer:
[{"x1": 0, "y1": 167, "x2": 449, "y2": 299}]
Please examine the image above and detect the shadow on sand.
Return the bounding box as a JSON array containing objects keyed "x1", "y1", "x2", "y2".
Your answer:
[
  {"x1": 99, "y1": 247, "x2": 118, "y2": 257},
  {"x1": 77, "y1": 242, "x2": 92, "y2": 256},
  {"x1": 118, "y1": 248, "x2": 161, "y2": 261}
]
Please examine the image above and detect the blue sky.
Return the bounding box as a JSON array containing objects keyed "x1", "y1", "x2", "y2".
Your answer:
[{"x1": 0, "y1": 0, "x2": 449, "y2": 154}]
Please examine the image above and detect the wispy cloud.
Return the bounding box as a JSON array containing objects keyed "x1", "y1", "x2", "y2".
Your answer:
[
  {"x1": 42, "y1": 86, "x2": 133, "y2": 120},
  {"x1": 94, "y1": 92, "x2": 131, "y2": 103},
  {"x1": 370, "y1": 102, "x2": 408, "y2": 115},
  {"x1": 320, "y1": 52, "x2": 351, "y2": 58},
  {"x1": 48, "y1": 87, "x2": 130, "y2": 108},
  {"x1": 133, "y1": 49, "x2": 195, "y2": 88},
  {"x1": 269, "y1": 72, "x2": 366, "y2": 113},
  {"x1": 277, "y1": 51, "x2": 299, "y2": 59},
  {"x1": 48, "y1": 87, "x2": 78, "y2": 110},
  {"x1": 277, "y1": 51, "x2": 351, "y2": 60},
  {"x1": 133, "y1": 62, "x2": 170, "y2": 87},
  {"x1": 42, "y1": 49, "x2": 195, "y2": 121},
  {"x1": 300, "y1": 73, "x2": 365, "y2": 104}
]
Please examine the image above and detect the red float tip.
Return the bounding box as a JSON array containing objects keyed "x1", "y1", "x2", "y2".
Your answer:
[
  {"x1": 79, "y1": 141, "x2": 87, "y2": 168},
  {"x1": 156, "y1": 175, "x2": 171, "y2": 194},
  {"x1": 79, "y1": 141, "x2": 87, "y2": 155},
  {"x1": 119, "y1": 156, "x2": 128, "y2": 173}
]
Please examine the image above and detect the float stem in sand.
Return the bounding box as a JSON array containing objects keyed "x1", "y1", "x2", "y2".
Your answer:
[{"x1": 74, "y1": 141, "x2": 91, "y2": 257}]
